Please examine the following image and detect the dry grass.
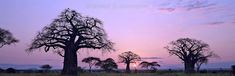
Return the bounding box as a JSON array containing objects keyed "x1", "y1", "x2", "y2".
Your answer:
[{"x1": 0, "y1": 73, "x2": 231, "y2": 76}]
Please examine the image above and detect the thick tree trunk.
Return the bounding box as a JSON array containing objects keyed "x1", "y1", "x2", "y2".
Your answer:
[
  {"x1": 61, "y1": 46, "x2": 78, "y2": 75},
  {"x1": 126, "y1": 62, "x2": 131, "y2": 73},
  {"x1": 184, "y1": 61, "x2": 195, "y2": 73}
]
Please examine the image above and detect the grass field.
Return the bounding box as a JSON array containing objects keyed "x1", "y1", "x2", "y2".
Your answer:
[{"x1": 0, "y1": 73, "x2": 231, "y2": 76}]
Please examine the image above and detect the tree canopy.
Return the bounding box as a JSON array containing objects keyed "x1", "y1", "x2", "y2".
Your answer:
[
  {"x1": 139, "y1": 61, "x2": 160, "y2": 71},
  {"x1": 96, "y1": 58, "x2": 117, "y2": 72},
  {"x1": 40, "y1": 64, "x2": 52, "y2": 71},
  {"x1": 82, "y1": 57, "x2": 101, "y2": 72},
  {"x1": 27, "y1": 8, "x2": 114, "y2": 53},
  {"x1": 0, "y1": 28, "x2": 18, "y2": 48}
]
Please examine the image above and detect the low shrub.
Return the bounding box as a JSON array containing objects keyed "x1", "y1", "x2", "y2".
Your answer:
[
  {"x1": 232, "y1": 65, "x2": 235, "y2": 75},
  {"x1": 0, "y1": 68, "x2": 4, "y2": 73},
  {"x1": 6, "y1": 68, "x2": 16, "y2": 73}
]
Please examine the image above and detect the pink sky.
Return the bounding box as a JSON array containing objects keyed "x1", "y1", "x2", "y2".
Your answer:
[{"x1": 0, "y1": 0, "x2": 235, "y2": 69}]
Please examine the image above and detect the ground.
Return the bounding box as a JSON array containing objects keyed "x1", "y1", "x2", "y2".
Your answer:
[{"x1": 0, "y1": 73, "x2": 231, "y2": 76}]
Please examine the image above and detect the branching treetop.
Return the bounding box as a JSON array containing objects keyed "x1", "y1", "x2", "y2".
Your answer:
[
  {"x1": 27, "y1": 8, "x2": 114, "y2": 54},
  {"x1": 96, "y1": 58, "x2": 118, "y2": 70},
  {"x1": 139, "y1": 61, "x2": 160, "y2": 69},
  {"x1": 165, "y1": 38, "x2": 215, "y2": 62},
  {"x1": 118, "y1": 51, "x2": 141, "y2": 64},
  {"x1": 0, "y1": 28, "x2": 18, "y2": 48}
]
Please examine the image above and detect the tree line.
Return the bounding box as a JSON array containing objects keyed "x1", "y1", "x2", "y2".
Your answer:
[
  {"x1": 1, "y1": 8, "x2": 231, "y2": 76},
  {"x1": 81, "y1": 51, "x2": 160, "y2": 73}
]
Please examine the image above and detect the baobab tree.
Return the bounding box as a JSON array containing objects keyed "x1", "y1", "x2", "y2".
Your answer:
[
  {"x1": 165, "y1": 38, "x2": 216, "y2": 73},
  {"x1": 27, "y1": 8, "x2": 114, "y2": 75},
  {"x1": 82, "y1": 57, "x2": 101, "y2": 72},
  {"x1": 0, "y1": 28, "x2": 18, "y2": 48},
  {"x1": 118, "y1": 51, "x2": 141, "y2": 73},
  {"x1": 139, "y1": 61, "x2": 160, "y2": 72}
]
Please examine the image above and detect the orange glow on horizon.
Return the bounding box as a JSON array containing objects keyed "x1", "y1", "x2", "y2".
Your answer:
[{"x1": 133, "y1": 63, "x2": 137, "y2": 67}]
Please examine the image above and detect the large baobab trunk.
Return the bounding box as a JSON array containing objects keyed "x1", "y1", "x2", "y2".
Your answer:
[
  {"x1": 184, "y1": 61, "x2": 195, "y2": 73},
  {"x1": 126, "y1": 62, "x2": 131, "y2": 73},
  {"x1": 62, "y1": 45, "x2": 78, "y2": 75}
]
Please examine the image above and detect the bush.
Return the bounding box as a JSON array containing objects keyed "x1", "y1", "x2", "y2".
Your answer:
[
  {"x1": 199, "y1": 69, "x2": 207, "y2": 73},
  {"x1": 77, "y1": 66, "x2": 84, "y2": 73},
  {"x1": 0, "y1": 68, "x2": 4, "y2": 73},
  {"x1": 40, "y1": 64, "x2": 52, "y2": 71},
  {"x1": 211, "y1": 71, "x2": 217, "y2": 74},
  {"x1": 6, "y1": 68, "x2": 16, "y2": 73},
  {"x1": 232, "y1": 65, "x2": 235, "y2": 75}
]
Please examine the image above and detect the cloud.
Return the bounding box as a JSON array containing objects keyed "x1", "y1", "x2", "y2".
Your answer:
[
  {"x1": 159, "y1": 8, "x2": 175, "y2": 12},
  {"x1": 182, "y1": 0, "x2": 216, "y2": 11},
  {"x1": 41, "y1": 59, "x2": 62, "y2": 62},
  {"x1": 194, "y1": 21, "x2": 227, "y2": 29},
  {"x1": 158, "y1": 0, "x2": 216, "y2": 12},
  {"x1": 141, "y1": 57, "x2": 163, "y2": 60},
  {"x1": 207, "y1": 21, "x2": 225, "y2": 25}
]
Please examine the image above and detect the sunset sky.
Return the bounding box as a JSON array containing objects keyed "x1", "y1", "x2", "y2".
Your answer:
[{"x1": 0, "y1": 0, "x2": 235, "y2": 69}]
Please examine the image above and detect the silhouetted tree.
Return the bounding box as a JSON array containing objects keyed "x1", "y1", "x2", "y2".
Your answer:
[
  {"x1": 77, "y1": 66, "x2": 85, "y2": 73},
  {"x1": 0, "y1": 28, "x2": 18, "y2": 48},
  {"x1": 232, "y1": 65, "x2": 235, "y2": 75},
  {"x1": 118, "y1": 51, "x2": 141, "y2": 73},
  {"x1": 165, "y1": 38, "x2": 216, "y2": 73},
  {"x1": 0, "y1": 68, "x2": 4, "y2": 73},
  {"x1": 27, "y1": 8, "x2": 114, "y2": 75},
  {"x1": 82, "y1": 57, "x2": 101, "y2": 72},
  {"x1": 139, "y1": 61, "x2": 160, "y2": 72},
  {"x1": 6, "y1": 68, "x2": 16, "y2": 73},
  {"x1": 96, "y1": 58, "x2": 117, "y2": 72},
  {"x1": 40, "y1": 64, "x2": 52, "y2": 72},
  {"x1": 196, "y1": 56, "x2": 208, "y2": 72}
]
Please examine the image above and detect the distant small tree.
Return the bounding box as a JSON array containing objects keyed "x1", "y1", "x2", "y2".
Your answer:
[
  {"x1": 96, "y1": 58, "x2": 117, "y2": 72},
  {"x1": 0, "y1": 28, "x2": 18, "y2": 48},
  {"x1": 6, "y1": 68, "x2": 16, "y2": 73},
  {"x1": 82, "y1": 57, "x2": 101, "y2": 72},
  {"x1": 118, "y1": 51, "x2": 141, "y2": 73},
  {"x1": 232, "y1": 65, "x2": 235, "y2": 75},
  {"x1": 139, "y1": 61, "x2": 160, "y2": 72},
  {"x1": 0, "y1": 68, "x2": 4, "y2": 73},
  {"x1": 196, "y1": 56, "x2": 208, "y2": 72},
  {"x1": 40, "y1": 64, "x2": 52, "y2": 72},
  {"x1": 77, "y1": 66, "x2": 85, "y2": 73}
]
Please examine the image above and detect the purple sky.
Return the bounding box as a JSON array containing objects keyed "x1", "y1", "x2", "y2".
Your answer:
[{"x1": 0, "y1": 0, "x2": 235, "y2": 69}]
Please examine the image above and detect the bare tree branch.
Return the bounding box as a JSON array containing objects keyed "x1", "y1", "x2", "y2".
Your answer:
[{"x1": 0, "y1": 28, "x2": 18, "y2": 48}]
